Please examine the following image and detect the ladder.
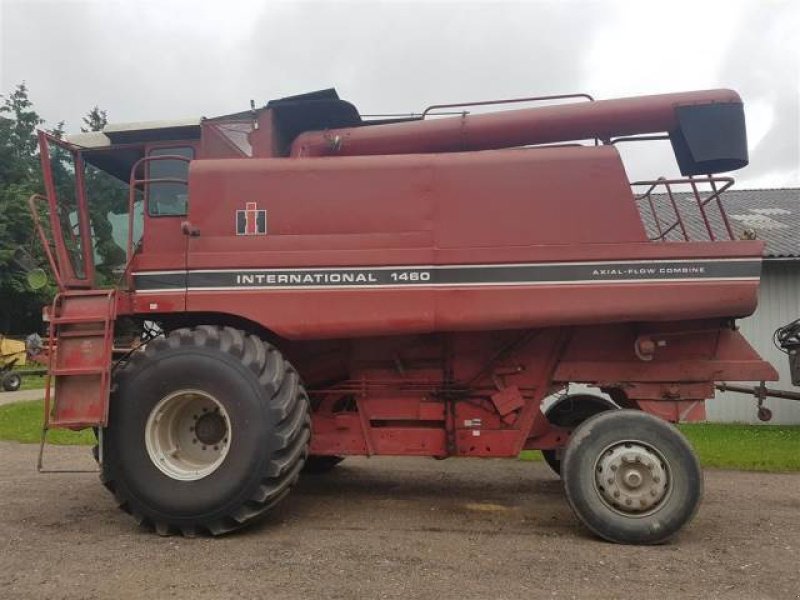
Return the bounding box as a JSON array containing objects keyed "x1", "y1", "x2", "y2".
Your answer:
[{"x1": 38, "y1": 289, "x2": 116, "y2": 472}]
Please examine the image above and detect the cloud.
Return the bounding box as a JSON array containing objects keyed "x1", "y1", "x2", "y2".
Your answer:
[
  {"x1": 717, "y1": 1, "x2": 800, "y2": 187},
  {"x1": 1, "y1": 0, "x2": 797, "y2": 187}
]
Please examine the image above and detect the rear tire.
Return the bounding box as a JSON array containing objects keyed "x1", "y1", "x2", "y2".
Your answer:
[
  {"x1": 302, "y1": 455, "x2": 344, "y2": 474},
  {"x1": 102, "y1": 326, "x2": 310, "y2": 536},
  {"x1": 562, "y1": 410, "x2": 702, "y2": 545},
  {"x1": 541, "y1": 449, "x2": 562, "y2": 475},
  {"x1": 542, "y1": 393, "x2": 618, "y2": 476},
  {"x1": 2, "y1": 372, "x2": 21, "y2": 392}
]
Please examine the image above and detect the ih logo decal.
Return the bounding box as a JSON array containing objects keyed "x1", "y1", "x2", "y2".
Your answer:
[{"x1": 236, "y1": 202, "x2": 267, "y2": 235}]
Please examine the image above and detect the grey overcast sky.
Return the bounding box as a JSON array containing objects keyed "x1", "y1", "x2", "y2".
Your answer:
[{"x1": 1, "y1": 0, "x2": 798, "y2": 187}]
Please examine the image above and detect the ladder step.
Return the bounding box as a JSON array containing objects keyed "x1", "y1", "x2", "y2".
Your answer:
[
  {"x1": 52, "y1": 367, "x2": 107, "y2": 376},
  {"x1": 56, "y1": 329, "x2": 107, "y2": 338},
  {"x1": 52, "y1": 315, "x2": 110, "y2": 325}
]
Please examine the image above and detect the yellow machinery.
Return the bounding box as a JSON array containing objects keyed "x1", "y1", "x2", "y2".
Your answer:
[{"x1": 0, "y1": 335, "x2": 26, "y2": 391}]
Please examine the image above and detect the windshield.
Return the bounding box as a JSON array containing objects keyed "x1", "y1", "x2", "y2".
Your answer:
[{"x1": 84, "y1": 162, "x2": 142, "y2": 283}]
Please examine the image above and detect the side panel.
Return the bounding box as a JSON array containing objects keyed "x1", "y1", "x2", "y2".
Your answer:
[
  {"x1": 303, "y1": 321, "x2": 776, "y2": 458},
  {"x1": 134, "y1": 263, "x2": 761, "y2": 340},
  {"x1": 307, "y1": 329, "x2": 568, "y2": 458},
  {"x1": 129, "y1": 146, "x2": 765, "y2": 339},
  {"x1": 553, "y1": 320, "x2": 778, "y2": 384}
]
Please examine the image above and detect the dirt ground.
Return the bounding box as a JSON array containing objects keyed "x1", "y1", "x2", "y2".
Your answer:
[{"x1": 1, "y1": 442, "x2": 799, "y2": 600}]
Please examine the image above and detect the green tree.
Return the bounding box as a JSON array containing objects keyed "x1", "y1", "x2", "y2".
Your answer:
[
  {"x1": 0, "y1": 82, "x2": 52, "y2": 334},
  {"x1": 1, "y1": 82, "x2": 134, "y2": 333},
  {"x1": 82, "y1": 106, "x2": 107, "y2": 133}
]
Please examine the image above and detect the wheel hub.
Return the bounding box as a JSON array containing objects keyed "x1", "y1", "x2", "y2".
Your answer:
[
  {"x1": 594, "y1": 442, "x2": 670, "y2": 515},
  {"x1": 145, "y1": 390, "x2": 231, "y2": 481},
  {"x1": 195, "y1": 411, "x2": 226, "y2": 446}
]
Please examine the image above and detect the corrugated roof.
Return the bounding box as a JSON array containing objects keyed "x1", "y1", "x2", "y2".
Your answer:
[{"x1": 642, "y1": 188, "x2": 800, "y2": 258}]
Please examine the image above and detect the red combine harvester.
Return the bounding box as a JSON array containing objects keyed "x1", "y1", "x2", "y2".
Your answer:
[{"x1": 29, "y1": 88, "x2": 778, "y2": 544}]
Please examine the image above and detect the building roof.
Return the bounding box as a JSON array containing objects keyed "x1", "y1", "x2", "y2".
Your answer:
[{"x1": 644, "y1": 188, "x2": 800, "y2": 258}]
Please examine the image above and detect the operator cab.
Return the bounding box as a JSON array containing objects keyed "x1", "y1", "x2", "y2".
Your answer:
[{"x1": 40, "y1": 89, "x2": 391, "y2": 289}]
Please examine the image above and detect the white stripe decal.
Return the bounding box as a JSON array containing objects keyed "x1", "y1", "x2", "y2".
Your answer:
[
  {"x1": 133, "y1": 277, "x2": 760, "y2": 294},
  {"x1": 133, "y1": 256, "x2": 759, "y2": 277},
  {"x1": 131, "y1": 258, "x2": 761, "y2": 293}
]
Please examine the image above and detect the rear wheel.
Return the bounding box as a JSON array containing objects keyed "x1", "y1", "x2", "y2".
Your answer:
[
  {"x1": 542, "y1": 393, "x2": 617, "y2": 476},
  {"x1": 562, "y1": 410, "x2": 702, "y2": 545},
  {"x1": 2, "y1": 372, "x2": 21, "y2": 392},
  {"x1": 541, "y1": 449, "x2": 561, "y2": 474},
  {"x1": 102, "y1": 326, "x2": 310, "y2": 536}
]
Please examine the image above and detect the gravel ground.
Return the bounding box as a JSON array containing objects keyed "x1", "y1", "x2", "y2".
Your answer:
[{"x1": 1, "y1": 441, "x2": 799, "y2": 599}]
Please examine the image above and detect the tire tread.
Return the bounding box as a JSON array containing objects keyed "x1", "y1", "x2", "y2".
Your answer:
[{"x1": 102, "y1": 325, "x2": 310, "y2": 537}]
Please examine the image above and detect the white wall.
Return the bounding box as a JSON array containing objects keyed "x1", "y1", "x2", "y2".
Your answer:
[{"x1": 707, "y1": 261, "x2": 800, "y2": 424}]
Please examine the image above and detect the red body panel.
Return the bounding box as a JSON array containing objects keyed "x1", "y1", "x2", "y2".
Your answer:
[
  {"x1": 128, "y1": 145, "x2": 763, "y2": 339},
  {"x1": 34, "y1": 87, "x2": 778, "y2": 459}
]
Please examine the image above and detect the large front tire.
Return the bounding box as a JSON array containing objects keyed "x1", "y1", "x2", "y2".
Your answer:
[
  {"x1": 562, "y1": 410, "x2": 702, "y2": 545},
  {"x1": 102, "y1": 326, "x2": 310, "y2": 536}
]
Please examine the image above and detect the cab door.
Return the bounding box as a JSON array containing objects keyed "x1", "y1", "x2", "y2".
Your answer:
[
  {"x1": 38, "y1": 131, "x2": 95, "y2": 288},
  {"x1": 132, "y1": 145, "x2": 194, "y2": 309}
]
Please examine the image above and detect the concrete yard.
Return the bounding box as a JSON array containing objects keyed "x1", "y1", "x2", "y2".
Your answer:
[
  {"x1": 0, "y1": 389, "x2": 46, "y2": 408},
  {"x1": 1, "y1": 442, "x2": 799, "y2": 599}
]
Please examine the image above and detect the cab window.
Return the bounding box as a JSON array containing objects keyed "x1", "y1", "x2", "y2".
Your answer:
[{"x1": 147, "y1": 146, "x2": 193, "y2": 216}]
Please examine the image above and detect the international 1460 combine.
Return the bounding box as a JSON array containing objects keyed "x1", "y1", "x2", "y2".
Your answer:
[{"x1": 28, "y1": 87, "x2": 779, "y2": 544}]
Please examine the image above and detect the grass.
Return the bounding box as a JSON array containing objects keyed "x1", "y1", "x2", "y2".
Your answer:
[
  {"x1": 678, "y1": 423, "x2": 800, "y2": 472},
  {"x1": 0, "y1": 399, "x2": 799, "y2": 471},
  {"x1": 18, "y1": 373, "x2": 47, "y2": 391},
  {"x1": 519, "y1": 422, "x2": 800, "y2": 473},
  {"x1": 0, "y1": 399, "x2": 94, "y2": 445}
]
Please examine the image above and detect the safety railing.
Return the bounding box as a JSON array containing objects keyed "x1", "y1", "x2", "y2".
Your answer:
[
  {"x1": 631, "y1": 175, "x2": 736, "y2": 242},
  {"x1": 420, "y1": 93, "x2": 600, "y2": 147},
  {"x1": 421, "y1": 92, "x2": 595, "y2": 118}
]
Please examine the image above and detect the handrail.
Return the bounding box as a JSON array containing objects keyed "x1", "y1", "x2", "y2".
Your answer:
[
  {"x1": 708, "y1": 177, "x2": 735, "y2": 239},
  {"x1": 421, "y1": 93, "x2": 595, "y2": 118},
  {"x1": 123, "y1": 154, "x2": 191, "y2": 289},
  {"x1": 126, "y1": 154, "x2": 191, "y2": 262},
  {"x1": 27, "y1": 194, "x2": 65, "y2": 291},
  {"x1": 631, "y1": 176, "x2": 736, "y2": 242},
  {"x1": 420, "y1": 93, "x2": 599, "y2": 147}
]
